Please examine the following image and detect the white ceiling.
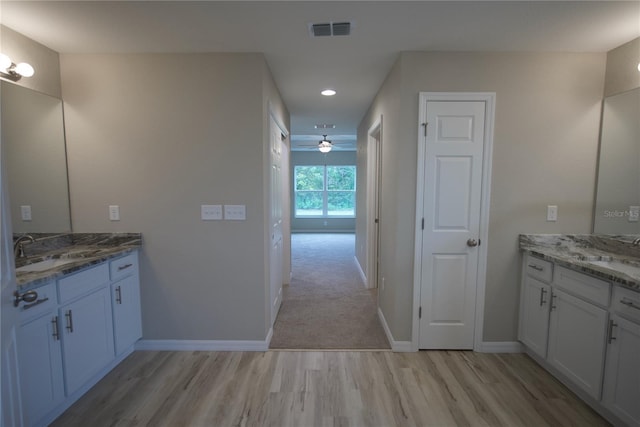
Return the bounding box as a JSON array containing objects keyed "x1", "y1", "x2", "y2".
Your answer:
[{"x1": 2, "y1": 1, "x2": 639, "y2": 151}]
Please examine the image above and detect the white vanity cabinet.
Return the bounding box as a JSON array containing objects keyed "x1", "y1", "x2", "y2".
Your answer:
[
  {"x1": 519, "y1": 253, "x2": 640, "y2": 426},
  {"x1": 518, "y1": 255, "x2": 553, "y2": 358},
  {"x1": 602, "y1": 287, "x2": 640, "y2": 426},
  {"x1": 17, "y1": 250, "x2": 142, "y2": 427},
  {"x1": 110, "y1": 252, "x2": 142, "y2": 355},
  {"x1": 547, "y1": 288, "x2": 608, "y2": 400},
  {"x1": 17, "y1": 282, "x2": 64, "y2": 427}
]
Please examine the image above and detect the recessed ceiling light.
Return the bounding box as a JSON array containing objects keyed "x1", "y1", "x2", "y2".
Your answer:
[{"x1": 321, "y1": 89, "x2": 336, "y2": 96}]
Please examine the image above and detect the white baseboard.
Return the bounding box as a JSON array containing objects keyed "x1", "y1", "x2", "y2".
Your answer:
[
  {"x1": 136, "y1": 338, "x2": 270, "y2": 352},
  {"x1": 476, "y1": 341, "x2": 523, "y2": 353},
  {"x1": 378, "y1": 308, "x2": 413, "y2": 352},
  {"x1": 354, "y1": 256, "x2": 368, "y2": 287}
]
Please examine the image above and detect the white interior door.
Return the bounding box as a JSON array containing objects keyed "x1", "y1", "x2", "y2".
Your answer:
[
  {"x1": 269, "y1": 114, "x2": 284, "y2": 326},
  {"x1": 418, "y1": 99, "x2": 486, "y2": 349},
  {"x1": 1, "y1": 152, "x2": 24, "y2": 426}
]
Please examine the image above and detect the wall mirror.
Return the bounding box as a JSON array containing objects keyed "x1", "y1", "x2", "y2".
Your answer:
[
  {"x1": 1, "y1": 81, "x2": 71, "y2": 233},
  {"x1": 593, "y1": 87, "x2": 640, "y2": 234}
]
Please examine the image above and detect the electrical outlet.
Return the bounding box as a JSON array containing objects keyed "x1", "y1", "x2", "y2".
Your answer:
[
  {"x1": 20, "y1": 205, "x2": 32, "y2": 221},
  {"x1": 224, "y1": 205, "x2": 246, "y2": 220},
  {"x1": 547, "y1": 205, "x2": 557, "y2": 222},
  {"x1": 109, "y1": 205, "x2": 120, "y2": 221},
  {"x1": 201, "y1": 204, "x2": 223, "y2": 220}
]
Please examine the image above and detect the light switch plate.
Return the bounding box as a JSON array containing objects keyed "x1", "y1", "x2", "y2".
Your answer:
[
  {"x1": 109, "y1": 205, "x2": 120, "y2": 221},
  {"x1": 201, "y1": 204, "x2": 223, "y2": 220},
  {"x1": 547, "y1": 205, "x2": 558, "y2": 222},
  {"x1": 224, "y1": 204, "x2": 246, "y2": 220},
  {"x1": 20, "y1": 205, "x2": 32, "y2": 221},
  {"x1": 629, "y1": 206, "x2": 639, "y2": 222}
]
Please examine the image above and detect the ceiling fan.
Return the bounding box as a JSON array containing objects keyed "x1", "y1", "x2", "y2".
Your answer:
[{"x1": 297, "y1": 135, "x2": 351, "y2": 153}]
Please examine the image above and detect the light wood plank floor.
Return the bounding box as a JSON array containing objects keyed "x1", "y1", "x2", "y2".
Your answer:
[{"x1": 52, "y1": 350, "x2": 609, "y2": 427}]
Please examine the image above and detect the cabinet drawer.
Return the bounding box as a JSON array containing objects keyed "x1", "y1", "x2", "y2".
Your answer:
[
  {"x1": 525, "y1": 255, "x2": 553, "y2": 283},
  {"x1": 554, "y1": 266, "x2": 611, "y2": 307},
  {"x1": 18, "y1": 282, "x2": 57, "y2": 324},
  {"x1": 611, "y1": 286, "x2": 640, "y2": 323},
  {"x1": 110, "y1": 252, "x2": 138, "y2": 282},
  {"x1": 58, "y1": 263, "x2": 109, "y2": 303}
]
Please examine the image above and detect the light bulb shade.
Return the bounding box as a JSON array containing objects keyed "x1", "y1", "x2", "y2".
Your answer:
[
  {"x1": 0, "y1": 54, "x2": 11, "y2": 71},
  {"x1": 14, "y1": 62, "x2": 34, "y2": 77},
  {"x1": 318, "y1": 140, "x2": 332, "y2": 153}
]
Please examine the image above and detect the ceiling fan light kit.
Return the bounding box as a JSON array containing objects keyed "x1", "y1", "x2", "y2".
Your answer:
[{"x1": 318, "y1": 135, "x2": 333, "y2": 153}]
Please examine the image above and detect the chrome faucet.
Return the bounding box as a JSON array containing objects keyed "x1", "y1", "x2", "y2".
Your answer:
[
  {"x1": 633, "y1": 237, "x2": 640, "y2": 246},
  {"x1": 13, "y1": 234, "x2": 35, "y2": 259}
]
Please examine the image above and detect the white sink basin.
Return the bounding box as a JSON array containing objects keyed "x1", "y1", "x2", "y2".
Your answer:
[
  {"x1": 588, "y1": 260, "x2": 640, "y2": 277},
  {"x1": 16, "y1": 258, "x2": 78, "y2": 273}
]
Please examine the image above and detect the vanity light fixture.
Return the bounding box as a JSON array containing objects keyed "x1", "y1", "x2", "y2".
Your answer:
[
  {"x1": 0, "y1": 53, "x2": 35, "y2": 82},
  {"x1": 318, "y1": 135, "x2": 333, "y2": 153},
  {"x1": 637, "y1": 62, "x2": 640, "y2": 72},
  {"x1": 321, "y1": 89, "x2": 336, "y2": 96}
]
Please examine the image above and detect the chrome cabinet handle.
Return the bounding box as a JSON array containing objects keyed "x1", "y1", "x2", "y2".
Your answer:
[
  {"x1": 608, "y1": 319, "x2": 618, "y2": 344},
  {"x1": 13, "y1": 290, "x2": 38, "y2": 307},
  {"x1": 621, "y1": 299, "x2": 640, "y2": 311},
  {"x1": 115, "y1": 286, "x2": 122, "y2": 304},
  {"x1": 528, "y1": 264, "x2": 544, "y2": 272},
  {"x1": 65, "y1": 310, "x2": 74, "y2": 333},
  {"x1": 550, "y1": 293, "x2": 557, "y2": 311},
  {"x1": 539, "y1": 288, "x2": 547, "y2": 307},
  {"x1": 117, "y1": 263, "x2": 133, "y2": 271},
  {"x1": 467, "y1": 239, "x2": 478, "y2": 247},
  {"x1": 52, "y1": 316, "x2": 60, "y2": 341}
]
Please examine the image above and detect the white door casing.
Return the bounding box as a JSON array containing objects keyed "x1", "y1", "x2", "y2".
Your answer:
[
  {"x1": 413, "y1": 93, "x2": 495, "y2": 351},
  {"x1": 269, "y1": 113, "x2": 286, "y2": 327},
  {"x1": 1, "y1": 146, "x2": 24, "y2": 426},
  {"x1": 366, "y1": 117, "x2": 382, "y2": 289}
]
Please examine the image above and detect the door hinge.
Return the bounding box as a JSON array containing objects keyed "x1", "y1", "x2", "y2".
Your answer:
[
  {"x1": 419, "y1": 306, "x2": 422, "y2": 319},
  {"x1": 421, "y1": 122, "x2": 428, "y2": 137},
  {"x1": 421, "y1": 218, "x2": 424, "y2": 230}
]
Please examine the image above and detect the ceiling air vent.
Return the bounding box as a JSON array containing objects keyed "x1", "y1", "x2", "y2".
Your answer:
[
  {"x1": 311, "y1": 23, "x2": 332, "y2": 37},
  {"x1": 315, "y1": 124, "x2": 336, "y2": 129},
  {"x1": 331, "y1": 22, "x2": 351, "y2": 36},
  {"x1": 310, "y1": 22, "x2": 352, "y2": 37}
]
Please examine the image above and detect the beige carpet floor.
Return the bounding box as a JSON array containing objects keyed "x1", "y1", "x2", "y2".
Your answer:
[{"x1": 270, "y1": 233, "x2": 390, "y2": 349}]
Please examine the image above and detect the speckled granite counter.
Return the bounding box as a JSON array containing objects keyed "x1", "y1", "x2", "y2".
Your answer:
[
  {"x1": 520, "y1": 234, "x2": 640, "y2": 292},
  {"x1": 15, "y1": 233, "x2": 142, "y2": 289}
]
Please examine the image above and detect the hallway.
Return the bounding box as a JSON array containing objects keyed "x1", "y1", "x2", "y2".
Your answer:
[{"x1": 270, "y1": 234, "x2": 390, "y2": 349}]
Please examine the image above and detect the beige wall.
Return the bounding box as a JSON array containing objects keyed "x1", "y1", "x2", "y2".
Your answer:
[
  {"x1": 358, "y1": 51, "x2": 606, "y2": 342},
  {"x1": 356, "y1": 57, "x2": 402, "y2": 327},
  {"x1": 61, "y1": 53, "x2": 289, "y2": 341},
  {"x1": 0, "y1": 25, "x2": 61, "y2": 98},
  {"x1": 604, "y1": 37, "x2": 640, "y2": 97}
]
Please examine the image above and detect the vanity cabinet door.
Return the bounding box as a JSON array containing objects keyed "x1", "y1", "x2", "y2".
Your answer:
[
  {"x1": 60, "y1": 287, "x2": 114, "y2": 395},
  {"x1": 18, "y1": 312, "x2": 65, "y2": 427},
  {"x1": 548, "y1": 288, "x2": 608, "y2": 400},
  {"x1": 111, "y1": 274, "x2": 142, "y2": 355},
  {"x1": 519, "y1": 276, "x2": 551, "y2": 358},
  {"x1": 602, "y1": 314, "x2": 640, "y2": 427}
]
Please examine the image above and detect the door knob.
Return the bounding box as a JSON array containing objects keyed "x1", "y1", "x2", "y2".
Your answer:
[
  {"x1": 467, "y1": 239, "x2": 478, "y2": 247},
  {"x1": 13, "y1": 290, "x2": 38, "y2": 307}
]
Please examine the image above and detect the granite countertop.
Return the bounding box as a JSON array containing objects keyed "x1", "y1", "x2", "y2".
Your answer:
[
  {"x1": 15, "y1": 233, "x2": 142, "y2": 290},
  {"x1": 520, "y1": 234, "x2": 640, "y2": 292}
]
